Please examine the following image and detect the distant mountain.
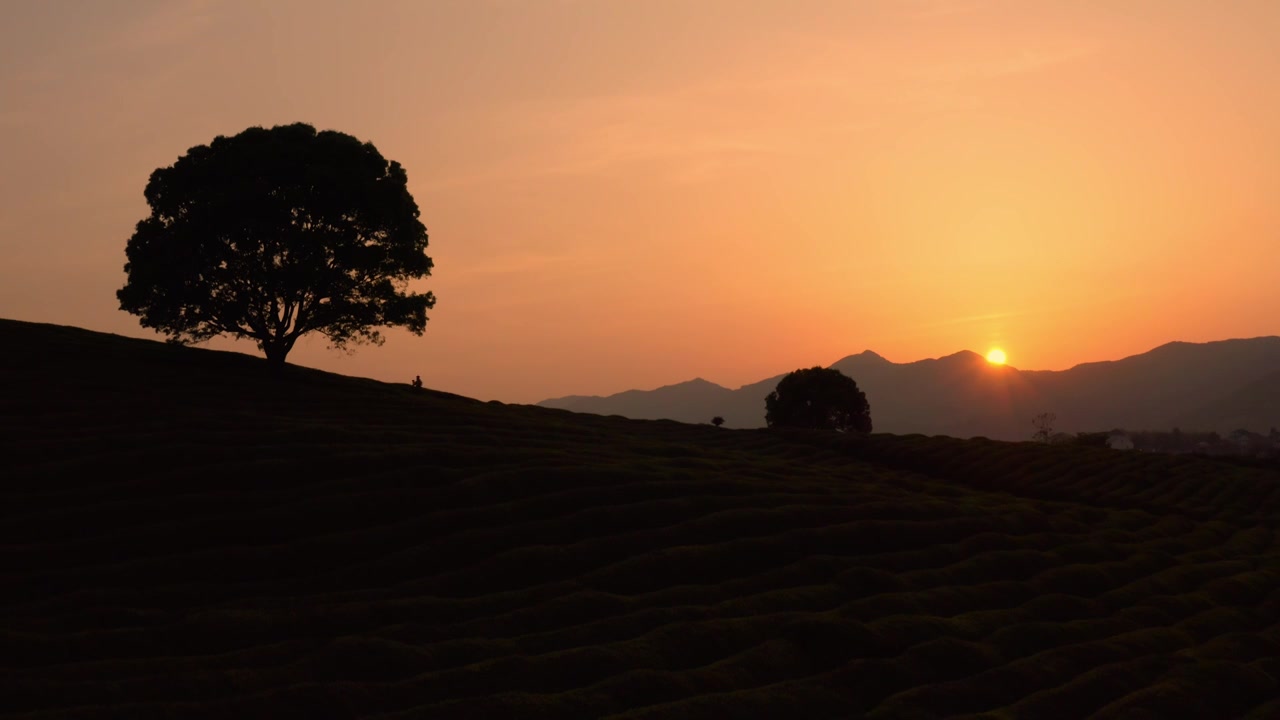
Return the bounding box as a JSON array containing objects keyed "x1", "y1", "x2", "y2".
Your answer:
[
  {"x1": 1189, "y1": 369, "x2": 1280, "y2": 433},
  {"x1": 548, "y1": 377, "x2": 739, "y2": 422},
  {"x1": 538, "y1": 337, "x2": 1280, "y2": 440}
]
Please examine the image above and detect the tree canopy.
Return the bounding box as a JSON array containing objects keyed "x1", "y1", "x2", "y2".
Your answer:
[
  {"x1": 765, "y1": 367, "x2": 872, "y2": 433},
  {"x1": 117, "y1": 123, "x2": 435, "y2": 365}
]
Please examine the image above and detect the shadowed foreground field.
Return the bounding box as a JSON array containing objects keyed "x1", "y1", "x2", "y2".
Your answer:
[{"x1": 4, "y1": 319, "x2": 1280, "y2": 719}]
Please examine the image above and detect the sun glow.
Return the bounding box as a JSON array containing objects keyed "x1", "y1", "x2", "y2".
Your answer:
[{"x1": 986, "y1": 348, "x2": 1008, "y2": 365}]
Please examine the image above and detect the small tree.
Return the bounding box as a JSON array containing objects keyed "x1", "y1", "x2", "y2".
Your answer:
[
  {"x1": 711, "y1": 416, "x2": 725, "y2": 427},
  {"x1": 117, "y1": 123, "x2": 436, "y2": 366},
  {"x1": 1032, "y1": 412, "x2": 1056, "y2": 443},
  {"x1": 765, "y1": 367, "x2": 872, "y2": 433}
]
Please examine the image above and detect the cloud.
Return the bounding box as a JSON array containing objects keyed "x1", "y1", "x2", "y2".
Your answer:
[
  {"x1": 421, "y1": 83, "x2": 795, "y2": 191},
  {"x1": 922, "y1": 44, "x2": 1100, "y2": 80}
]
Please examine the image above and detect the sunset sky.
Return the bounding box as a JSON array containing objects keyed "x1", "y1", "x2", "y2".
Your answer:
[{"x1": 2, "y1": 0, "x2": 1277, "y2": 403}]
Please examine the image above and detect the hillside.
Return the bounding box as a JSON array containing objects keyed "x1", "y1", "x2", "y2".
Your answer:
[
  {"x1": 5, "y1": 319, "x2": 1280, "y2": 718},
  {"x1": 539, "y1": 338, "x2": 1280, "y2": 439}
]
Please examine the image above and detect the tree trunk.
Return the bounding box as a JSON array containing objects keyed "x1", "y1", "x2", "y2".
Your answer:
[{"x1": 262, "y1": 340, "x2": 289, "y2": 366}]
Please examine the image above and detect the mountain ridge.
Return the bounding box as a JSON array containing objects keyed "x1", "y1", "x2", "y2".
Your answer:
[{"x1": 539, "y1": 336, "x2": 1280, "y2": 439}]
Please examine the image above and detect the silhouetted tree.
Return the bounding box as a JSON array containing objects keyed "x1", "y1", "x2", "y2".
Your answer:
[
  {"x1": 1031, "y1": 412, "x2": 1056, "y2": 443},
  {"x1": 711, "y1": 416, "x2": 725, "y2": 427},
  {"x1": 117, "y1": 123, "x2": 435, "y2": 366},
  {"x1": 765, "y1": 367, "x2": 872, "y2": 433}
]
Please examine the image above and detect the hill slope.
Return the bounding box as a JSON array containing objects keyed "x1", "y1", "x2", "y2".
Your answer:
[
  {"x1": 5, "y1": 319, "x2": 1280, "y2": 719},
  {"x1": 539, "y1": 338, "x2": 1280, "y2": 439}
]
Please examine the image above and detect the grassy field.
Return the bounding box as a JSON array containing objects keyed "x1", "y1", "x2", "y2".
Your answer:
[{"x1": 4, "y1": 318, "x2": 1280, "y2": 719}]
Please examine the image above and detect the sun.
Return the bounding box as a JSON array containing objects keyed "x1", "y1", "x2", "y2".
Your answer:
[{"x1": 986, "y1": 348, "x2": 1007, "y2": 365}]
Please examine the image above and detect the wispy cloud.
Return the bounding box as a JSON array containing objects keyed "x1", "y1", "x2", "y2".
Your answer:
[
  {"x1": 920, "y1": 43, "x2": 1100, "y2": 81},
  {"x1": 925, "y1": 310, "x2": 1030, "y2": 327},
  {"x1": 422, "y1": 83, "x2": 796, "y2": 191},
  {"x1": 421, "y1": 15, "x2": 1099, "y2": 195},
  {"x1": 916, "y1": 295, "x2": 1127, "y2": 330}
]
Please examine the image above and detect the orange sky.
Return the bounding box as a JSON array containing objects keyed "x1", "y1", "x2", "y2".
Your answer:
[{"x1": 2, "y1": 0, "x2": 1277, "y2": 403}]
